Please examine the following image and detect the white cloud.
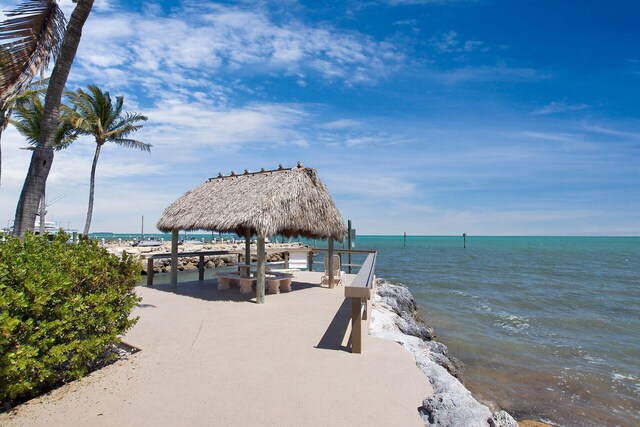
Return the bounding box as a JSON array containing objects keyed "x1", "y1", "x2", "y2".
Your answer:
[
  {"x1": 532, "y1": 100, "x2": 590, "y2": 115},
  {"x1": 344, "y1": 135, "x2": 388, "y2": 146},
  {"x1": 579, "y1": 123, "x2": 640, "y2": 140},
  {"x1": 431, "y1": 31, "x2": 486, "y2": 54},
  {"x1": 515, "y1": 131, "x2": 578, "y2": 143},
  {"x1": 430, "y1": 63, "x2": 550, "y2": 84},
  {"x1": 318, "y1": 119, "x2": 363, "y2": 129},
  {"x1": 384, "y1": 0, "x2": 466, "y2": 4},
  {"x1": 143, "y1": 99, "x2": 311, "y2": 150},
  {"x1": 71, "y1": 3, "x2": 405, "y2": 93}
]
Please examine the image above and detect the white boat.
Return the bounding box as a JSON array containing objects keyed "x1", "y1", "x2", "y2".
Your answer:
[
  {"x1": 181, "y1": 238, "x2": 204, "y2": 246},
  {"x1": 135, "y1": 238, "x2": 164, "y2": 247},
  {"x1": 30, "y1": 221, "x2": 78, "y2": 236}
]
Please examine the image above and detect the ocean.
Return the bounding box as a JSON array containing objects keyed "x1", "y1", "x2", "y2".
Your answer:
[
  {"x1": 110, "y1": 233, "x2": 638, "y2": 426},
  {"x1": 357, "y1": 235, "x2": 639, "y2": 427}
]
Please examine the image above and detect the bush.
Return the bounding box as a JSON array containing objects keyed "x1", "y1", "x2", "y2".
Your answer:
[{"x1": 0, "y1": 232, "x2": 141, "y2": 403}]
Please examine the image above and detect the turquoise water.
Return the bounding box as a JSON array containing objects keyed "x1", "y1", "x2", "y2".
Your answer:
[
  {"x1": 358, "y1": 236, "x2": 639, "y2": 426},
  {"x1": 109, "y1": 233, "x2": 638, "y2": 425}
]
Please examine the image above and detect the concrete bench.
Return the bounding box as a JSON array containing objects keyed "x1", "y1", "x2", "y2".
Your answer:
[
  {"x1": 216, "y1": 272, "x2": 258, "y2": 295},
  {"x1": 217, "y1": 272, "x2": 294, "y2": 295},
  {"x1": 216, "y1": 272, "x2": 240, "y2": 290},
  {"x1": 266, "y1": 273, "x2": 294, "y2": 294}
]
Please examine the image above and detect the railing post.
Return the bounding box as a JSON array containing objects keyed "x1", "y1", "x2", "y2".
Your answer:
[
  {"x1": 351, "y1": 298, "x2": 362, "y2": 354},
  {"x1": 171, "y1": 229, "x2": 179, "y2": 286},
  {"x1": 147, "y1": 257, "x2": 154, "y2": 286},
  {"x1": 328, "y1": 238, "x2": 335, "y2": 288},
  {"x1": 284, "y1": 251, "x2": 289, "y2": 269},
  {"x1": 308, "y1": 251, "x2": 313, "y2": 271},
  {"x1": 198, "y1": 254, "x2": 205, "y2": 281}
]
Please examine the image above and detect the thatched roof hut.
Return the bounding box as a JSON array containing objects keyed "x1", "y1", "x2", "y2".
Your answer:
[
  {"x1": 157, "y1": 164, "x2": 346, "y2": 240},
  {"x1": 156, "y1": 163, "x2": 346, "y2": 303}
]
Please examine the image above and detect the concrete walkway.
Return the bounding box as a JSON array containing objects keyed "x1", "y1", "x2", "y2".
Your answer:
[{"x1": 1, "y1": 272, "x2": 433, "y2": 426}]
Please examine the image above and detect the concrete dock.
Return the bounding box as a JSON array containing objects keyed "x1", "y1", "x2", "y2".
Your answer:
[{"x1": 1, "y1": 272, "x2": 433, "y2": 426}]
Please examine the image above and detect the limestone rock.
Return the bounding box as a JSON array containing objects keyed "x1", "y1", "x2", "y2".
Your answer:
[
  {"x1": 421, "y1": 390, "x2": 492, "y2": 427},
  {"x1": 489, "y1": 410, "x2": 519, "y2": 427},
  {"x1": 371, "y1": 279, "x2": 517, "y2": 427},
  {"x1": 376, "y1": 282, "x2": 435, "y2": 341}
]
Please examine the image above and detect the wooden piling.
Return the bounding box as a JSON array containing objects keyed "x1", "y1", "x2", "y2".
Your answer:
[
  {"x1": 147, "y1": 258, "x2": 154, "y2": 286},
  {"x1": 256, "y1": 236, "x2": 266, "y2": 304},
  {"x1": 351, "y1": 298, "x2": 362, "y2": 354},
  {"x1": 328, "y1": 238, "x2": 335, "y2": 288},
  {"x1": 347, "y1": 220, "x2": 353, "y2": 274},
  {"x1": 170, "y1": 229, "x2": 179, "y2": 285}
]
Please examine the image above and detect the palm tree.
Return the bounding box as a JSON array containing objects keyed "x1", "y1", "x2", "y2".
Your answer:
[
  {"x1": 66, "y1": 85, "x2": 149, "y2": 235},
  {"x1": 12, "y1": 0, "x2": 94, "y2": 238},
  {"x1": 9, "y1": 90, "x2": 77, "y2": 234},
  {"x1": 10, "y1": 91, "x2": 77, "y2": 150},
  {"x1": 0, "y1": 0, "x2": 66, "y2": 188}
]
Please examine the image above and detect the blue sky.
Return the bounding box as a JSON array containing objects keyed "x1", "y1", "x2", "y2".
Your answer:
[{"x1": 1, "y1": 0, "x2": 639, "y2": 235}]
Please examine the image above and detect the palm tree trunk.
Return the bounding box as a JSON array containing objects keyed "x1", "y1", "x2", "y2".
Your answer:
[
  {"x1": 83, "y1": 144, "x2": 101, "y2": 235},
  {"x1": 39, "y1": 192, "x2": 46, "y2": 236},
  {"x1": 0, "y1": 108, "x2": 6, "y2": 188},
  {"x1": 13, "y1": 0, "x2": 94, "y2": 238},
  {"x1": 0, "y1": 125, "x2": 3, "y2": 189}
]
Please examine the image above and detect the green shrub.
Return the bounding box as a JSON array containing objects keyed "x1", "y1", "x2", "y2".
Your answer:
[{"x1": 0, "y1": 232, "x2": 141, "y2": 402}]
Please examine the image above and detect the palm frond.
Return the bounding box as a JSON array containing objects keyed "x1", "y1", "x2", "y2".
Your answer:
[
  {"x1": 9, "y1": 91, "x2": 76, "y2": 150},
  {"x1": 53, "y1": 118, "x2": 77, "y2": 150},
  {"x1": 1, "y1": 77, "x2": 49, "y2": 130},
  {"x1": 0, "y1": 1, "x2": 66, "y2": 110},
  {"x1": 113, "y1": 138, "x2": 152, "y2": 152},
  {"x1": 9, "y1": 95, "x2": 43, "y2": 145},
  {"x1": 66, "y1": 84, "x2": 149, "y2": 152}
]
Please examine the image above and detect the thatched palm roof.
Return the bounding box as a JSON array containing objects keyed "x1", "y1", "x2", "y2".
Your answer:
[{"x1": 157, "y1": 165, "x2": 346, "y2": 241}]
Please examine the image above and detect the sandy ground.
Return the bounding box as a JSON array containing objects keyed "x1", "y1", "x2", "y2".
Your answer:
[{"x1": 0, "y1": 272, "x2": 433, "y2": 426}]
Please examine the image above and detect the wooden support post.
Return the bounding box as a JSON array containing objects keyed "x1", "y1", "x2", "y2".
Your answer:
[
  {"x1": 198, "y1": 254, "x2": 205, "y2": 281},
  {"x1": 171, "y1": 229, "x2": 179, "y2": 286},
  {"x1": 351, "y1": 298, "x2": 362, "y2": 354},
  {"x1": 256, "y1": 236, "x2": 266, "y2": 304},
  {"x1": 328, "y1": 238, "x2": 335, "y2": 289},
  {"x1": 347, "y1": 220, "x2": 352, "y2": 274},
  {"x1": 243, "y1": 229, "x2": 251, "y2": 277},
  {"x1": 308, "y1": 251, "x2": 313, "y2": 271},
  {"x1": 147, "y1": 258, "x2": 154, "y2": 286},
  {"x1": 284, "y1": 251, "x2": 290, "y2": 269}
]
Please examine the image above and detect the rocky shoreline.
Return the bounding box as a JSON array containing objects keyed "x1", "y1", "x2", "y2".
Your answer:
[{"x1": 371, "y1": 280, "x2": 522, "y2": 427}]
